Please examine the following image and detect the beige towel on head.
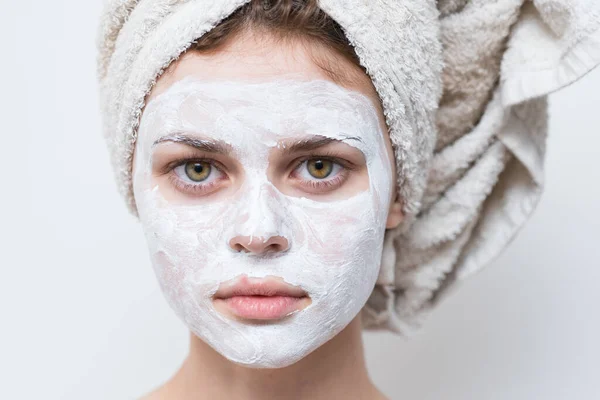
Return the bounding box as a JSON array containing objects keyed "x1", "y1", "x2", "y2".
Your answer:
[{"x1": 362, "y1": 0, "x2": 600, "y2": 333}]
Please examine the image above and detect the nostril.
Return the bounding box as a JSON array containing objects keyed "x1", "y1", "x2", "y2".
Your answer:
[
  {"x1": 231, "y1": 243, "x2": 248, "y2": 253},
  {"x1": 263, "y1": 235, "x2": 289, "y2": 254},
  {"x1": 229, "y1": 235, "x2": 289, "y2": 254},
  {"x1": 265, "y1": 243, "x2": 283, "y2": 253}
]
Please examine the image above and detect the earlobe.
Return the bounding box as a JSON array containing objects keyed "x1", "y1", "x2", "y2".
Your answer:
[{"x1": 385, "y1": 199, "x2": 404, "y2": 229}]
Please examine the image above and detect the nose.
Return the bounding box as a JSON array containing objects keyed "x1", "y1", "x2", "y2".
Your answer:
[{"x1": 229, "y1": 235, "x2": 289, "y2": 254}]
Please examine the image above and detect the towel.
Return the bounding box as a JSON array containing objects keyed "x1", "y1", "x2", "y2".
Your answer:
[
  {"x1": 95, "y1": 0, "x2": 600, "y2": 335},
  {"x1": 362, "y1": 0, "x2": 600, "y2": 333}
]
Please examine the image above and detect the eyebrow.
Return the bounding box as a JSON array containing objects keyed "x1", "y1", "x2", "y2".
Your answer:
[
  {"x1": 152, "y1": 133, "x2": 363, "y2": 155},
  {"x1": 153, "y1": 133, "x2": 232, "y2": 155},
  {"x1": 280, "y1": 135, "x2": 363, "y2": 155}
]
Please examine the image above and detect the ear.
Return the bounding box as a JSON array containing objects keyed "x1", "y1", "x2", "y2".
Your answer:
[{"x1": 386, "y1": 194, "x2": 404, "y2": 229}]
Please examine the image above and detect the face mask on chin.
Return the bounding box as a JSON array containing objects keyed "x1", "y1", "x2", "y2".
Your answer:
[{"x1": 132, "y1": 76, "x2": 393, "y2": 368}]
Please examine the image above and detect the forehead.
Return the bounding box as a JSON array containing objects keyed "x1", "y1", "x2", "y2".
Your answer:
[
  {"x1": 143, "y1": 33, "x2": 388, "y2": 133},
  {"x1": 140, "y1": 78, "x2": 383, "y2": 160},
  {"x1": 145, "y1": 76, "x2": 376, "y2": 119}
]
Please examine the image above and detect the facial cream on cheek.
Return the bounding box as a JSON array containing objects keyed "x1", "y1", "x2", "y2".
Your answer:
[{"x1": 132, "y1": 77, "x2": 392, "y2": 368}]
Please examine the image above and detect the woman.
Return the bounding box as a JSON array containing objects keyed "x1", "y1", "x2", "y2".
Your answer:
[{"x1": 96, "y1": 0, "x2": 600, "y2": 398}]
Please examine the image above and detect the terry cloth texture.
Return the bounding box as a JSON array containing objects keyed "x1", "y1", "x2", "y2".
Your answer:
[
  {"x1": 95, "y1": 0, "x2": 600, "y2": 335},
  {"x1": 364, "y1": 0, "x2": 600, "y2": 334}
]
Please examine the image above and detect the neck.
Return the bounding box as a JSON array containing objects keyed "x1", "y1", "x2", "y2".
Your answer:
[{"x1": 157, "y1": 313, "x2": 385, "y2": 400}]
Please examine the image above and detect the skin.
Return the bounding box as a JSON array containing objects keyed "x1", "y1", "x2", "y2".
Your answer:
[{"x1": 135, "y1": 27, "x2": 403, "y2": 400}]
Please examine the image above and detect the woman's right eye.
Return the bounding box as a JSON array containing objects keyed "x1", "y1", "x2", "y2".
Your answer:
[
  {"x1": 169, "y1": 160, "x2": 227, "y2": 196},
  {"x1": 184, "y1": 161, "x2": 212, "y2": 182}
]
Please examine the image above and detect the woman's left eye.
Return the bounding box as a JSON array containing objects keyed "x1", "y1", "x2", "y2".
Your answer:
[
  {"x1": 299, "y1": 159, "x2": 341, "y2": 180},
  {"x1": 292, "y1": 157, "x2": 348, "y2": 192},
  {"x1": 306, "y1": 159, "x2": 334, "y2": 179}
]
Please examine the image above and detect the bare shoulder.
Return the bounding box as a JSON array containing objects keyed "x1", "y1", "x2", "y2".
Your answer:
[
  {"x1": 138, "y1": 384, "x2": 169, "y2": 400},
  {"x1": 369, "y1": 385, "x2": 390, "y2": 400}
]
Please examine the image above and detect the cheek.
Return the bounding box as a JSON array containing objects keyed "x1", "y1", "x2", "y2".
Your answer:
[
  {"x1": 291, "y1": 195, "x2": 379, "y2": 262},
  {"x1": 139, "y1": 196, "x2": 225, "y2": 272},
  {"x1": 153, "y1": 250, "x2": 187, "y2": 300}
]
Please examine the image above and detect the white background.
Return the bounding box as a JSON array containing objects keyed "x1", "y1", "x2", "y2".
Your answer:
[{"x1": 1, "y1": 1, "x2": 599, "y2": 399}]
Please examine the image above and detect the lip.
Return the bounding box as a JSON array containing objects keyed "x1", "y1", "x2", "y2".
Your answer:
[{"x1": 212, "y1": 275, "x2": 311, "y2": 321}]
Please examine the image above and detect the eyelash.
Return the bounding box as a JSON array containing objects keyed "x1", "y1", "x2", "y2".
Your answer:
[{"x1": 160, "y1": 151, "x2": 356, "y2": 196}]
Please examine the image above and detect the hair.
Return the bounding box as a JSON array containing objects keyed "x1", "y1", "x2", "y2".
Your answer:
[{"x1": 186, "y1": 0, "x2": 368, "y2": 86}]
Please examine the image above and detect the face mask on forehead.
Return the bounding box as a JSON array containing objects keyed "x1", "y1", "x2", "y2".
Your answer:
[{"x1": 133, "y1": 75, "x2": 393, "y2": 368}]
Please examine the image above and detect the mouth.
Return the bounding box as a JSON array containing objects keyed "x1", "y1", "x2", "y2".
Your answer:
[{"x1": 212, "y1": 275, "x2": 311, "y2": 321}]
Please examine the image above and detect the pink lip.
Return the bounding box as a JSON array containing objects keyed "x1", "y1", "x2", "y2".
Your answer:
[{"x1": 213, "y1": 275, "x2": 311, "y2": 321}]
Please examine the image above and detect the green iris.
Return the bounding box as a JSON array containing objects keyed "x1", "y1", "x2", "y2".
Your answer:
[{"x1": 184, "y1": 161, "x2": 211, "y2": 182}]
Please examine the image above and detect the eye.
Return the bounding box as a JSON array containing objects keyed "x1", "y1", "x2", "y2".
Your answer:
[
  {"x1": 298, "y1": 158, "x2": 342, "y2": 181},
  {"x1": 291, "y1": 157, "x2": 350, "y2": 194},
  {"x1": 184, "y1": 161, "x2": 211, "y2": 182},
  {"x1": 306, "y1": 159, "x2": 333, "y2": 179},
  {"x1": 168, "y1": 159, "x2": 227, "y2": 196}
]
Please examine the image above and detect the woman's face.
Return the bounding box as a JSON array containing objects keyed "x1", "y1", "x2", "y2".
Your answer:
[{"x1": 132, "y1": 31, "x2": 403, "y2": 368}]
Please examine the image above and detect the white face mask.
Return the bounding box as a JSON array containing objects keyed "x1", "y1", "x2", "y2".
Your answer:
[{"x1": 133, "y1": 76, "x2": 392, "y2": 368}]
